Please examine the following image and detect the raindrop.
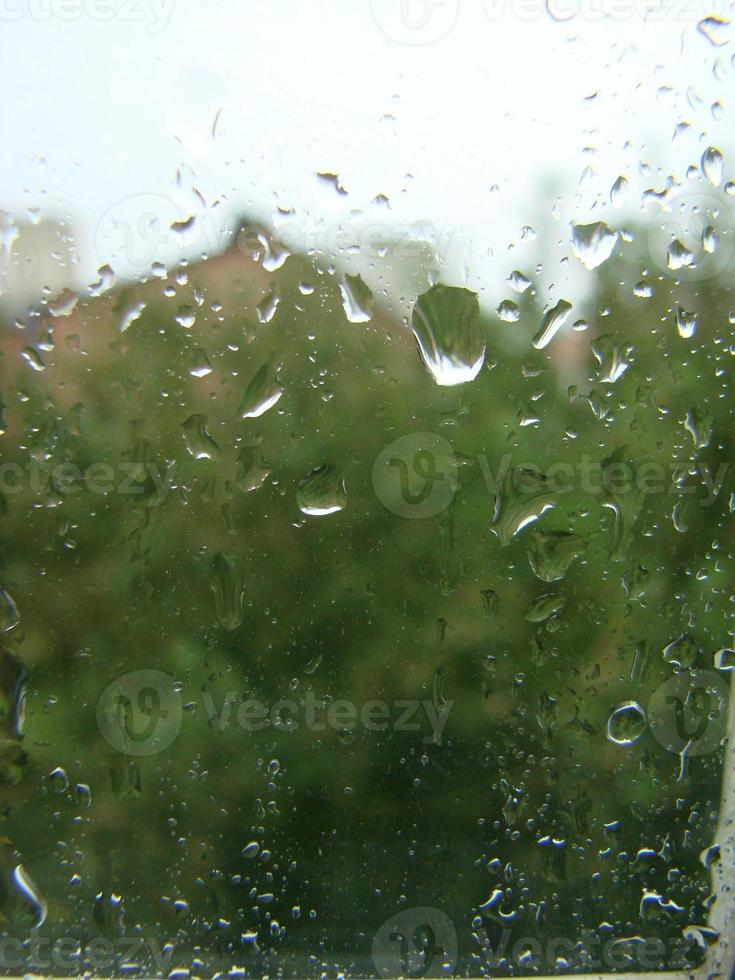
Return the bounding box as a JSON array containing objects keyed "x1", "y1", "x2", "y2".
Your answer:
[
  {"x1": 662, "y1": 633, "x2": 699, "y2": 670},
  {"x1": 257, "y1": 286, "x2": 280, "y2": 324},
  {"x1": 591, "y1": 334, "x2": 633, "y2": 383},
  {"x1": 21, "y1": 347, "x2": 45, "y2": 372},
  {"x1": 11, "y1": 865, "x2": 47, "y2": 928},
  {"x1": 533, "y1": 299, "x2": 572, "y2": 350},
  {"x1": 239, "y1": 358, "x2": 283, "y2": 419},
  {"x1": 491, "y1": 468, "x2": 559, "y2": 546},
  {"x1": 526, "y1": 530, "x2": 583, "y2": 582},
  {"x1": 189, "y1": 347, "x2": 213, "y2": 378},
  {"x1": 701, "y1": 146, "x2": 724, "y2": 187},
  {"x1": 236, "y1": 445, "x2": 271, "y2": 493},
  {"x1": 48, "y1": 766, "x2": 69, "y2": 793},
  {"x1": 181, "y1": 414, "x2": 221, "y2": 461},
  {"x1": 339, "y1": 273, "x2": 374, "y2": 323},
  {"x1": 480, "y1": 588, "x2": 499, "y2": 621},
  {"x1": 49, "y1": 290, "x2": 78, "y2": 317},
  {"x1": 119, "y1": 301, "x2": 146, "y2": 334},
  {"x1": 297, "y1": 464, "x2": 347, "y2": 516},
  {"x1": 75, "y1": 783, "x2": 92, "y2": 807},
  {"x1": 697, "y1": 16, "x2": 730, "y2": 46},
  {"x1": 607, "y1": 701, "x2": 646, "y2": 745},
  {"x1": 667, "y1": 240, "x2": 694, "y2": 271},
  {"x1": 0, "y1": 589, "x2": 20, "y2": 634},
  {"x1": 242, "y1": 841, "x2": 260, "y2": 859},
  {"x1": 497, "y1": 300, "x2": 520, "y2": 323},
  {"x1": 211, "y1": 553, "x2": 245, "y2": 631},
  {"x1": 714, "y1": 648, "x2": 735, "y2": 671},
  {"x1": 412, "y1": 284, "x2": 485, "y2": 386},
  {"x1": 507, "y1": 270, "x2": 531, "y2": 294},
  {"x1": 525, "y1": 593, "x2": 565, "y2": 623},
  {"x1": 702, "y1": 225, "x2": 718, "y2": 255},
  {"x1": 675, "y1": 305, "x2": 697, "y2": 339},
  {"x1": 610, "y1": 176, "x2": 628, "y2": 208},
  {"x1": 634, "y1": 282, "x2": 653, "y2": 299},
  {"x1": 570, "y1": 221, "x2": 618, "y2": 270},
  {"x1": 683, "y1": 406, "x2": 712, "y2": 449}
]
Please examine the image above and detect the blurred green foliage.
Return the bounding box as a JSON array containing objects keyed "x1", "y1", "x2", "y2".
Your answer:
[{"x1": 0, "y1": 219, "x2": 732, "y2": 976}]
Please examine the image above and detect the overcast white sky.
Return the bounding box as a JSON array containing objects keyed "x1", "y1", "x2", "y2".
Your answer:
[{"x1": 1, "y1": 0, "x2": 734, "y2": 309}]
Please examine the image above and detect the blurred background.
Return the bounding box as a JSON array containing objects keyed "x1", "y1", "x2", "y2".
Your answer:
[{"x1": 0, "y1": 2, "x2": 734, "y2": 976}]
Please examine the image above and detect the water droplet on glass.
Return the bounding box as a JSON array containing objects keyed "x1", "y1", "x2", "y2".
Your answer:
[
  {"x1": 701, "y1": 146, "x2": 724, "y2": 187},
  {"x1": 667, "y1": 239, "x2": 695, "y2": 271},
  {"x1": 702, "y1": 225, "x2": 718, "y2": 255},
  {"x1": 527, "y1": 530, "x2": 583, "y2": 582},
  {"x1": 182, "y1": 414, "x2": 221, "y2": 461},
  {"x1": 239, "y1": 358, "x2": 283, "y2": 419},
  {"x1": 48, "y1": 766, "x2": 69, "y2": 792},
  {"x1": 412, "y1": 284, "x2": 485, "y2": 386},
  {"x1": 211, "y1": 552, "x2": 245, "y2": 631},
  {"x1": 75, "y1": 782, "x2": 92, "y2": 806},
  {"x1": 533, "y1": 299, "x2": 572, "y2": 350},
  {"x1": 714, "y1": 648, "x2": 735, "y2": 671},
  {"x1": 316, "y1": 171, "x2": 348, "y2": 195},
  {"x1": 242, "y1": 841, "x2": 260, "y2": 859},
  {"x1": 497, "y1": 300, "x2": 520, "y2": 323},
  {"x1": 591, "y1": 334, "x2": 633, "y2": 383},
  {"x1": 48, "y1": 289, "x2": 78, "y2": 318},
  {"x1": 176, "y1": 306, "x2": 196, "y2": 329},
  {"x1": 675, "y1": 305, "x2": 697, "y2": 339},
  {"x1": 11, "y1": 864, "x2": 47, "y2": 928},
  {"x1": 634, "y1": 281, "x2": 653, "y2": 299},
  {"x1": 480, "y1": 588, "x2": 499, "y2": 621},
  {"x1": 507, "y1": 270, "x2": 531, "y2": 294},
  {"x1": 610, "y1": 176, "x2": 628, "y2": 208},
  {"x1": 236, "y1": 445, "x2": 271, "y2": 493},
  {"x1": 189, "y1": 347, "x2": 213, "y2": 378},
  {"x1": 570, "y1": 221, "x2": 618, "y2": 270},
  {"x1": 525, "y1": 593, "x2": 565, "y2": 623},
  {"x1": 491, "y1": 468, "x2": 559, "y2": 546},
  {"x1": 304, "y1": 652, "x2": 323, "y2": 674},
  {"x1": 21, "y1": 347, "x2": 45, "y2": 372},
  {"x1": 607, "y1": 702, "x2": 646, "y2": 745},
  {"x1": 297, "y1": 464, "x2": 346, "y2": 516},
  {"x1": 697, "y1": 15, "x2": 730, "y2": 45},
  {"x1": 339, "y1": 273, "x2": 374, "y2": 324},
  {"x1": 0, "y1": 589, "x2": 20, "y2": 634},
  {"x1": 683, "y1": 405, "x2": 712, "y2": 449},
  {"x1": 119, "y1": 301, "x2": 146, "y2": 334},
  {"x1": 257, "y1": 286, "x2": 280, "y2": 324},
  {"x1": 662, "y1": 633, "x2": 699, "y2": 670},
  {"x1": 0, "y1": 650, "x2": 26, "y2": 742}
]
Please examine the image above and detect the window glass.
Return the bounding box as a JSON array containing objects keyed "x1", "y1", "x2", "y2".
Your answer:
[{"x1": 0, "y1": 4, "x2": 733, "y2": 977}]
